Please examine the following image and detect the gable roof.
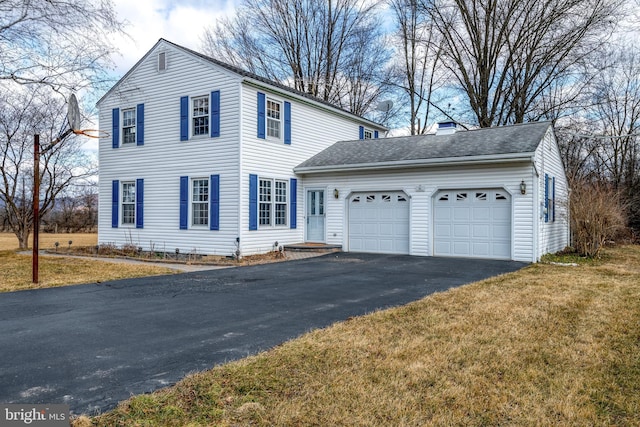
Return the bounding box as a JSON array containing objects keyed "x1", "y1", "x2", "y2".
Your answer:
[
  {"x1": 295, "y1": 121, "x2": 552, "y2": 173},
  {"x1": 97, "y1": 39, "x2": 386, "y2": 131}
]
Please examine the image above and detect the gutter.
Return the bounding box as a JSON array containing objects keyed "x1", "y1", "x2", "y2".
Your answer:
[
  {"x1": 242, "y1": 78, "x2": 388, "y2": 132},
  {"x1": 295, "y1": 152, "x2": 536, "y2": 174}
]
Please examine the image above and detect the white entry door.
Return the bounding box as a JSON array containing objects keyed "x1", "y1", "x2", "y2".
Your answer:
[
  {"x1": 306, "y1": 190, "x2": 325, "y2": 242},
  {"x1": 433, "y1": 189, "x2": 511, "y2": 259}
]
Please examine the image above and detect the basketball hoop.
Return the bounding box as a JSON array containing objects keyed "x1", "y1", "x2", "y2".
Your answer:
[{"x1": 73, "y1": 129, "x2": 110, "y2": 138}]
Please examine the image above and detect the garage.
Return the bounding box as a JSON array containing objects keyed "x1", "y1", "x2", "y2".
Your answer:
[
  {"x1": 348, "y1": 191, "x2": 410, "y2": 254},
  {"x1": 433, "y1": 189, "x2": 511, "y2": 259}
]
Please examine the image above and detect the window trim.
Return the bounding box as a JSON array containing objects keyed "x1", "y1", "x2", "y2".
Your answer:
[
  {"x1": 266, "y1": 97, "x2": 282, "y2": 141},
  {"x1": 122, "y1": 108, "x2": 136, "y2": 144},
  {"x1": 121, "y1": 181, "x2": 136, "y2": 226},
  {"x1": 190, "y1": 177, "x2": 210, "y2": 227},
  {"x1": 258, "y1": 177, "x2": 288, "y2": 228},
  {"x1": 191, "y1": 95, "x2": 210, "y2": 138}
]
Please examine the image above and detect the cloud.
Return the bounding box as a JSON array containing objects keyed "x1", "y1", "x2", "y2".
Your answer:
[{"x1": 110, "y1": 0, "x2": 237, "y2": 76}]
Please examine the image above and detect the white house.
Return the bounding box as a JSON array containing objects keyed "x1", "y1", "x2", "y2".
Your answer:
[{"x1": 97, "y1": 39, "x2": 569, "y2": 262}]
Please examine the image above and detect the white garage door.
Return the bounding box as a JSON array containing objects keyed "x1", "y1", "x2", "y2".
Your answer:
[
  {"x1": 434, "y1": 189, "x2": 511, "y2": 259},
  {"x1": 349, "y1": 192, "x2": 410, "y2": 254}
]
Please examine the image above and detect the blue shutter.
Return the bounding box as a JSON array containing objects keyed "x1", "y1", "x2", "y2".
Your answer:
[
  {"x1": 211, "y1": 91, "x2": 220, "y2": 138},
  {"x1": 284, "y1": 101, "x2": 291, "y2": 145},
  {"x1": 249, "y1": 174, "x2": 258, "y2": 230},
  {"x1": 257, "y1": 92, "x2": 266, "y2": 139},
  {"x1": 210, "y1": 174, "x2": 220, "y2": 230},
  {"x1": 544, "y1": 173, "x2": 549, "y2": 223},
  {"x1": 136, "y1": 104, "x2": 144, "y2": 145},
  {"x1": 359, "y1": 125, "x2": 364, "y2": 139},
  {"x1": 180, "y1": 176, "x2": 188, "y2": 229},
  {"x1": 180, "y1": 96, "x2": 189, "y2": 141},
  {"x1": 111, "y1": 180, "x2": 119, "y2": 228},
  {"x1": 290, "y1": 178, "x2": 297, "y2": 229},
  {"x1": 112, "y1": 108, "x2": 119, "y2": 148},
  {"x1": 374, "y1": 130, "x2": 379, "y2": 139},
  {"x1": 136, "y1": 178, "x2": 144, "y2": 228},
  {"x1": 552, "y1": 177, "x2": 556, "y2": 222}
]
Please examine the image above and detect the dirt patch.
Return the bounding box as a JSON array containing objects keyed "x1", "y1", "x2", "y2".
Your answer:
[{"x1": 49, "y1": 245, "x2": 292, "y2": 267}]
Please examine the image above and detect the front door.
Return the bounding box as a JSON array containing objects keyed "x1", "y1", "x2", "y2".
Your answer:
[{"x1": 306, "y1": 190, "x2": 325, "y2": 242}]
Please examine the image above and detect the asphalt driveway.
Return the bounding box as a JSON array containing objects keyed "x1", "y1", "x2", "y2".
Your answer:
[{"x1": 0, "y1": 253, "x2": 526, "y2": 415}]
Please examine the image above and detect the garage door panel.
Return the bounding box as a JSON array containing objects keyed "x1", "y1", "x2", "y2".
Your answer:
[
  {"x1": 472, "y1": 224, "x2": 490, "y2": 238},
  {"x1": 453, "y1": 224, "x2": 470, "y2": 238},
  {"x1": 349, "y1": 191, "x2": 409, "y2": 255},
  {"x1": 435, "y1": 207, "x2": 450, "y2": 220},
  {"x1": 453, "y1": 208, "x2": 470, "y2": 221},
  {"x1": 453, "y1": 241, "x2": 470, "y2": 255},
  {"x1": 472, "y1": 242, "x2": 490, "y2": 256},
  {"x1": 434, "y1": 189, "x2": 511, "y2": 260},
  {"x1": 435, "y1": 224, "x2": 451, "y2": 238},
  {"x1": 473, "y1": 207, "x2": 491, "y2": 221}
]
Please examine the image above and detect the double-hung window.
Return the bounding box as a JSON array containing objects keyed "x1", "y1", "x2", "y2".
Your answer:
[
  {"x1": 121, "y1": 181, "x2": 136, "y2": 225},
  {"x1": 192, "y1": 96, "x2": 209, "y2": 136},
  {"x1": 122, "y1": 108, "x2": 136, "y2": 144},
  {"x1": 363, "y1": 128, "x2": 373, "y2": 139},
  {"x1": 258, "y1": 178, "x2": 287, "y2": 226},
  {"x1": 267, "y1": 99, "x2": 281, "y2": 139},
  {"x1": 275, "y1": 180, "x2": 287, "y2": 225},
  {"x1": 192, "y1": 178, "x2": 209, "y2": 226},
  {"x1": 259, "y1": 179, "x2": 272, "y2": 225}
]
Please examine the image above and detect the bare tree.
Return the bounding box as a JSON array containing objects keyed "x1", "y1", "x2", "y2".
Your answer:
[
  {"x1": 424, "y1": 0, "x2": 622, "y2": 127},
  {"x1": 201, "y1": 0, "x2": 391, "y2": 116},
  {"x1": 0, "y1": 87, "x2": 95, "y2": 249},
  {"x1": 0, "y1": 0, "x2": 124, "y2": 92},
  {"x1": 388, "y1": 0, "x2": 445, "y2": 134}
]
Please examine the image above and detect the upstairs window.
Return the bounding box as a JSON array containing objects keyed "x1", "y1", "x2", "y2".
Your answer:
[
  {"x1": 267, "y1": 99, "x2": 281, "y2": 139},
  {"x1": 192, "y1": 96, "x2": 209, "y2": 136},
  {"x1": 122, "y1": 108, "x2": 136, "y2": 144},
  {"x1": 363, "y1": 128, "x2": 373, "y2": 139}
]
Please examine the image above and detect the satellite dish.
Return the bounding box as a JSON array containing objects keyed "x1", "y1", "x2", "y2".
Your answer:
[
  {"x1": 376, "y1": 100, "x2": 393, "y2": 112},
  {"x1": 67, "y1": 93, "x2": 81, "y2": 131}
]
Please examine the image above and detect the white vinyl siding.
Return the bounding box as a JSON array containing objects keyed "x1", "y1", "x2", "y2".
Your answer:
[
  {"x1": 98, "y1": 41, "x2": 242, "y2": 256},
  {"x1": 302, "y1": 163, "x2": 537, "y2": 262},
  {"x1": 535, "y1": 128, "x2": 569, "y2": 257},
  {"x1": 98, "y1": 39, "x2": 384, "y2": 257}
]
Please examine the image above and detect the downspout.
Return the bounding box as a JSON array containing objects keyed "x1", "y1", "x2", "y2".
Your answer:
[
  {"x1": 237, "y1": 81, "x2": 244, "y2": 257},
  {"x1": 532, "y1": 162, "x2": 540, "y2": 263}
]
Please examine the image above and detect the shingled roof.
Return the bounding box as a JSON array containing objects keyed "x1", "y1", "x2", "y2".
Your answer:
[{"x1": 295, "y1": 121, "x2": 552, "y2": 173}]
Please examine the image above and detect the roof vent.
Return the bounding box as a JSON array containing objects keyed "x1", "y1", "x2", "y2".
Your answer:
[{"x1": 436, "y1": 121, "x2": 458, "y2": 135}]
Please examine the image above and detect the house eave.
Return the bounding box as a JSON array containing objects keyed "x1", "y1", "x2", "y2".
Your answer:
[
  {"x1": 242, "y1": 78, "x2": 388, "y2": 132},
  {"x1": 294, "y1": 152, "x2": 536, "y2": 175}
]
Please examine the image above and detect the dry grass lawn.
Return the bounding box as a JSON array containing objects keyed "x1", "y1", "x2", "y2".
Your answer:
[
  {"x1": 0, "y1": 233, "x2": 175, "y2": 292},
  {"x1": 74, "y1": 245, "x2": 640, "y2": 426}
]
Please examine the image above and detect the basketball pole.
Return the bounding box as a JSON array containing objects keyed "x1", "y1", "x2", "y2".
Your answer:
[
  {"x1": 32, "y1": 134, "x2": 40, "y2": 284},
  {"x1": 32, "y1": 127, "x2": 75, "y2": 284}
]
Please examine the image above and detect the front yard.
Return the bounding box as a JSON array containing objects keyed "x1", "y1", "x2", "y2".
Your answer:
[{"x1": 74, "y1": 245, "x2": 640, "y2": 426}]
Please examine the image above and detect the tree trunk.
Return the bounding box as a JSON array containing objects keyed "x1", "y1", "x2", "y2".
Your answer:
[{"x1": 18, "y1": 230, "x2": 30, "y2": 250}]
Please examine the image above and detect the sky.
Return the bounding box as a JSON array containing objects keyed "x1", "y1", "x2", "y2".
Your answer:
[{"x1": 109, "y1": 0, "x2": 239, "y2": 76}]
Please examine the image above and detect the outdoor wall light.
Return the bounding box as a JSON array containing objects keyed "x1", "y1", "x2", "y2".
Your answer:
[
  {"x1": 334, "y1": 188, "x2": 339, "y2": 199},
  {"x1": 520, "y1": 180, "x2": 527, "y2": 195}
]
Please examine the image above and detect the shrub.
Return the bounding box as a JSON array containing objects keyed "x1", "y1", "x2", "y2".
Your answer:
[{"x1": 569, "y1": 179, "x2": 627, "y2": 257}]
